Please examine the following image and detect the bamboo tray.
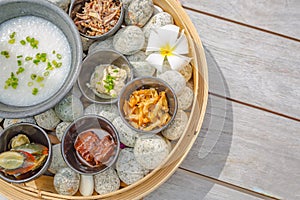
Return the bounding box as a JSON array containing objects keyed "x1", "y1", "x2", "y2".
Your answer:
[{"x1": 0, "y1": 0, "x2": 208, "y2": 199}]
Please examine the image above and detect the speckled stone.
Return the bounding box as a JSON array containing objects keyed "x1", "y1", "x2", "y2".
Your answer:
[
  {"x1": 48, "y1": 144, "x2": 68, "y2": 174},
  {"x1": 88, "y1": 37, "x2": 114, "y2": 55},
  {"x1": 80, "y1": 36, "x2": 95, "y2": 51},
  {"x1": 177, "y1": 86, "x2": 194, "y2": 110},
  {"x1": 120, "y1": 0, "x2": 133, "y2": 9},
  {"x1": 94, "y1": 167, "x2": 120, "y2": 195},
  {"x1": 125, "y1": 0, "x2": 154, "y2": 27},
  {"x1": 158, "y1": 70, "x2": 186, "y2": 95},
  {"x1": 162, "y1": 110, "x2": 188, "y2": 141},
  {"x1": 55, "y1": 122, "x2": 71, "y2": 142},
  {"x1": 116, "y1": 148, "x2": 149, "y2": 185},
  {"x1": 46, "y1": 0, "x2": 70, "y2": 11},
  {"x1": 143, "y1": 12, "x2": 174, "y2": 41},
  {"x1": 130, "y1": 61, "x2": 156, "y2": 78},
  {"x1": 134, "y1": 134, "x2": 170, "y2": 169},
  {"x1": 113, "y1": 26, "x2": 145, "y2": 55},
  {"x1": 112, "y1": 117, "x2": 138, "y2": 147},
  {"x1": 69, "y1": 82, "x2": 82, "y2": 99},
  {"x1": 153, "y1": 5, "x2": 164, "y2": 15},
  {"x1": 34, "y1": 109, "x2": 60, "y2": 130},
  {"x1": 54, "y1": 167, "x2": 80, "y2": 196},
  {"x1": 179, "y1": 63, "x2": 193, "y2": 82},
  {"x1": 3, "y1": 117, "x2": 36, "y2": 129},
  {"x1": 126, "y1": 51, "x2": 147, "y2": 62},
  {"x1": 55, "y1": 95, "x2": 84, "y2": 122}
]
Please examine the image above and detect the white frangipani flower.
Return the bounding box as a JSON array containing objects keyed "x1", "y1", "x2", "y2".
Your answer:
[{"x1": 146, "y1": 24, "x2": 191, "y2": 71}]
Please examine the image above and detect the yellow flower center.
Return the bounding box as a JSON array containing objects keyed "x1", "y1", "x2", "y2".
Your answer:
[{"x1": 160, "y1": 43, "x2": 174, "y2": 57}]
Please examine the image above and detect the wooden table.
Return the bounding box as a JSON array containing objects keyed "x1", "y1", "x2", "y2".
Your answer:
[{"x1": 147, "y1": 1, "x2": 300, "y2": 199}]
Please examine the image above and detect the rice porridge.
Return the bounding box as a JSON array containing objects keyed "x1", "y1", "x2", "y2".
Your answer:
[{"x1": 0, "y1": 16, "x2": 71, "y2": 106}]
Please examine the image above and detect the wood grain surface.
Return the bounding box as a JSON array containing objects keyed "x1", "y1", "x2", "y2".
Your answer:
[
  {"x1": 186, "y1": 10, "x2": 300, "y2": 119},
  {"x1": 180, "y1": 0, "x2": 300, "y2": 39}
]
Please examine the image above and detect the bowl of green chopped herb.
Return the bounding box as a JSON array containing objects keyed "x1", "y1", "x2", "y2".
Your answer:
[
  {"x1": 0, "y1": 0, "x2": 82, "y2": 118},
  {"x1": 78, "y1": 49, "x2": 133, "y2": 104}
]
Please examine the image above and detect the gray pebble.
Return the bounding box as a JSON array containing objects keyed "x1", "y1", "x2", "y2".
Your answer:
[
  {"x1": 112, "y1": 117, "x2": 138, "y2": 147},
  {"x1": 120, "y1": 0, "x2": 133, "y2": 9},
  {"x1": 131, "y1": 61, "x2": 156, "y2": 78},
  {"x1": 179, "y1": 63, "x2": 193, "y2": 82},
  {"x1": 84, "y1": 103, "x2": 118, "y2": 115},
  {"x1": 46, "y1": 0, "x2": 70, "y2": 11},
  {"x1": 134, "y1": 134, "x2": 170, "y2": 169},
  {"x1": 116, "y1": 148, "x2": 149, "y2": 185},
  {"x1": 162, "y1": 110, "x2": 188, "y2": 140},
  {"x1": 55, "y1": 122, "x2": 71, "y2": 142},
  {"x1": 94, "y1": 167, "x2": 120, "y2": 195},
  {"x1": 158, "y1": 70, "x2": 186, "y2": 95},
  {"x1": 126, "y1": 51, "x2": 147, "y2": 62},
  {"x1": 125, "y1": 0, "x2": 154, "y2": 27},
  {"x1": 177, "y1": 86, "x2": 194, "y2": 110},
  {"x1": 48, "y1": 144, "x2": 68, "y2": 174},
  {"x1": 34, "y1": 109, "x2": 60, "y2": 130},
  {"x1": 3, "y1": 117, "x2": 36, "y2": 129},
  {"x1": 0, "y1": 118, "x2": 3, "y2": 123},
  {"x1": 55, "y1": 95, "x2": 84, "y2": 122},
  {"x1": 113, "y1": 26, "x2": 145, "y2": 55},
  {"x1": 143, "y1": 12, "x2": 174, "y2": 41},
  {"x1": 54, "y1": 167, "x2": 80, "y2": 196},
  {"x1": 153, "y1": 5, "x2": 164, "y2": 15},
  {"x1": 69, "y1": 82, "x2": 82, "y2": 99},
  {"x1": 88, "y1": 37, "x2": 114, "y2": 55},
  {"x1": 0, "y1": 126, "x2": 3, "y2": 132},
  {"x1": 80, "y1": 36, "x2": 95, "y2": 52}
]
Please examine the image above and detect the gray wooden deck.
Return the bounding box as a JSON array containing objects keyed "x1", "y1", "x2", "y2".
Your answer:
[{"x1": 147, "y1": 0, "x2": 300, "y2": 199}]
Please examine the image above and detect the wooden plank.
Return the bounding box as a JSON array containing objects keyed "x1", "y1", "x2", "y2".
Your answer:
[
  {"x1": 180, "y1": 0, "x2": 300, "y2": 39},
  {"x1": 180, "y1": 95, "x2": 300, "y2": 200},
  {"x1": 185, "y1": 10, "x2": 300, "y2": 119},
  {"x1": 146, "y1": 169, "x2": 262, "y2": 200}
]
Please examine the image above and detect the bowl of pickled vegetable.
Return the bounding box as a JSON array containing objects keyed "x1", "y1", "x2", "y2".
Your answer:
[
  {"x1": 118, "y1": 77, "x2": 178, "y2": 134},
  {"x1": 0, "y1": 123, "x2": 52, "y2": 183}
]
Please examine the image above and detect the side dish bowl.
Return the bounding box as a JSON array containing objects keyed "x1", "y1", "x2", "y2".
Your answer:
[
  {"x1": 0, "y1": 0, "x2": 82, "y2": 118},
  {"x1": 118, "y1": 77, "x2": 178, "y2": 135},
  {"x1": 78, "y1": 49, "x2": 133, "y2": 104},
  {"x1": 61, "y1": 115, "x2": 120, "y2": 175},
  {"x1": 0, "y1": 123, "x2": 52, "y2": 183}
]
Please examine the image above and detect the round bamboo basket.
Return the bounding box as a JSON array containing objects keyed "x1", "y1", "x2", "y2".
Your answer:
[{"x1": 0, "y1": 0, "x2": 208, "y2": 199}]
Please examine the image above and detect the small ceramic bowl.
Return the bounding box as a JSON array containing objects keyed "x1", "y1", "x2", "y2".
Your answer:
[
  {"x1": 0, "y1": 123, "x2": 52, "y2": 183},
  {"x1": 61, "y1": 115, "x2": 120, "y2": 175},
  {"x1": 69, "y1": 0, "x2": 124, "y2": 40},
  {"x1": 78, "y1": 49, "x2": 133, "y2": 104},
  {"x1": 118, "y1": 77, "x2": 178, "y2": 134}
]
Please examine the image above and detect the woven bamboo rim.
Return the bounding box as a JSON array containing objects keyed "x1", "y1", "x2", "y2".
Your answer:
[{"x1": 0, "y1": 0, "x2": 208, "y2": 199}]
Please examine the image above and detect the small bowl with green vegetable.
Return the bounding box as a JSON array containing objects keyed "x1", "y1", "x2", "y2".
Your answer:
[
  {"x1": 78, "y1": 49, "x2": 133, "y2": 104},
  {"x1": 0, "y1": 0, "x2": 82, "y2": 118}
]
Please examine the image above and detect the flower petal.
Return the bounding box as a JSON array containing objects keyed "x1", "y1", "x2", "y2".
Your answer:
[
  {"x1": 167, "y1": 54, "x2": 191, "y2": 71},
  {"x1": 146, "y1": 53, "x2": 166, "y2": 72},
  {"x1": 161, "y1": 25, "x2": 180, "y2": 45},
  {"x1": 173, "y1": 30, "x2": 189, "y2": 55},
  {"x1": 146, "y1": 30, "x2": 162, "y2": 52}
]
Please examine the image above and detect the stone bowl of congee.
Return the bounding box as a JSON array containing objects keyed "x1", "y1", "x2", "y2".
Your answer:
[{"x1": 0, "y1": 0, "x2": 82, "y2": 118}]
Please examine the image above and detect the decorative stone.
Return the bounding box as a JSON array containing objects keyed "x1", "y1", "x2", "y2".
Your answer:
[
  {"x1": 84, "y1": 104, "x2": 119, "y2": 121},
  {"x1": 55, "y1": 122, "x2": 71, "y2": 142},
  {"x1": 177, "y1": 86, "x2": 194, "y2": 110},
  {"x1": 153, "y1": 5, "x2": 164, "y2": 15},
  {"x1": 79, "y1": 175, "x2": 94, "y2": 196},
  {"x1": 131, "y1": 61, "x2": 156, "y2": 77},
  {"x1": 158, "y1": 70, "x2": 186, "y2": 95},
  {"x1": 48, "y1": 144, "x2": 68, "y2": 174},
  {"x1": 88, "y1": 37, "x2": 114, "y2": 55},
  {"x1": 134, "y1": 134, "x2": 170, "y2": 169},
  {"x1": 116, "y1": 148, "x2": 149, "y2": 185},
  {"x1": 46, "y1": 0, "x2": 70, "y2": 11},
  {"x1": 125, "y1": 0, "x2": 154, "y2": 27},
  {"x1": 0, "y1": 118, "x2": 3, "y2": 123},
  {"x1": 0, "y1": 126, "x2": 3, "y2": 132},
  {"x1": 143, "y1": 12, "x2": 174, "y2": 41},
  {"x1": 126, "y1": 51, "x2": 147, "y2": 62},
  {"x1": 54, "y1": 167, "x2": 80, "y2": 196},
  {"x1": 112, "y1": 117, "x2": 138, "y2": 147},
  {"x1": 34, "y1": 109, "x2": 60, "y2": 130},
  {"x1": 162, "y1": 110, "x2": 188, "y2": 140},
  {"x1": 3, "y1": 117, "x2": 36, "y2": 129},
  {"x1": 80, "y1": 36, "x2": 95, "y2": 51},
  {"x1": 120, "y1": 0, "x2": 133, "y2": 9},
  {"x1": 70, "y1": 82, "x2": 82, "y2": 99},
  {"x1": 113, "y1": 26, "x2": 145, "y2": 55},
  {"x1": 55, "y1": 95, "x2": 84, "y2": 122},
  {"x1": 94, "y1": 167, "x2": 120, "y2": 195},
  {"x1": 179, "y1": 63, "x2": 193, "y2": 82}
]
